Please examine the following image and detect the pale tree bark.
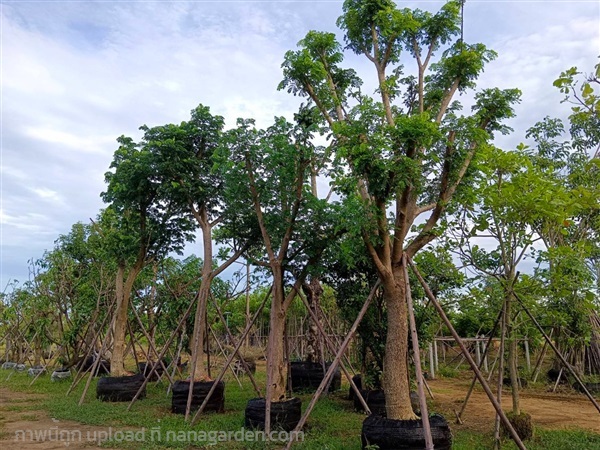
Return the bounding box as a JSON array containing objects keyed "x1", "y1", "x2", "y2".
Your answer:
[
  {"x1": 265, "y1": 265, "x2": 288, "y2": 401},
  {"x1": 111, "y1": 262, "x2": 143, "y2": 376},
  {"x1": 381, "y1": 263, "x2": 419, "y2": 420},
  {"x1": 302, "y1": 277, "x2": 324, "y2": 364}
]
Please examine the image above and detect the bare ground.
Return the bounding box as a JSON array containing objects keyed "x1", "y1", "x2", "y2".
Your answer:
[
  {"x1": 428, "y1": 377, "x2": 600, "y2": 434},
  {"x1": 0, "y1": 387, "x2": 118, "y2": 449},
  {"x1": 0, "y1": 375, "x2": 598, "y2": 449}
]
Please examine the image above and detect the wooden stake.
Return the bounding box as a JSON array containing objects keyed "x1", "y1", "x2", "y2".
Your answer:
[
  {"x1": 409, "y1": 258, "x2": 527, "y2": 450},
  {"x1": 283, "y1": 281, "x2": 380, "y2": 450},
  {"x1": 403, "y1": 256, "x2": 433, "y2": 450}
]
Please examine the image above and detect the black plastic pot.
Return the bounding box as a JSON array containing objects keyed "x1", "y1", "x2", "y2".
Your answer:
[
  {"x1": 573, "y1": 381, "x2": 600, "y2": 394},
  {"x1": 244, "y1": 397, "x2": 302, "y2": 432},
  {"x1": 96, "y1": 374, "x2": 146, "y2": 402},
  {"x1": 503, "y1": 377, "x2": 528, "y2": 388},
  {"x1": 171, "y1": 380, "x2": 225, "y2": 414},
  {"x1": 348, "y1": 374, "x2": 363, "y2": 400},
  {"x1": 288, "y1": 361, "x2": 341, "y2": 393},
  {"x1": 361, "y1": 413, "x2": 453, "y2": 450}
]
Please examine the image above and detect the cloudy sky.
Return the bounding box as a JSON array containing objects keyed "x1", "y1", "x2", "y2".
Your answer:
[{"x1": 1, "y1": 0, "x2": 599, "y2": 290}]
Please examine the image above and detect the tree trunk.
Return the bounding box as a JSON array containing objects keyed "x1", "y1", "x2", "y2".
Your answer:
[
  {"x1": 302, "y1": 277, "x2": 324, "y2": 364},
  {"x1": 506, "y1": 293, "x2": 521, "y2": 415},
  {"x1": 381, "y1": 264, "x2": 419, "y2": 420},
  {"x1": 265, "y1": 267, "x2": 288, "y2": 402},
  {"x1": 33, "y1": 335, "x2": 42, "y2": 366},
  {"x1": 189, "y1": 221, "x2": 214, "y2": 381},
  {"x1": 111, "y1": 262, "x2": 142, "y2": 376}
]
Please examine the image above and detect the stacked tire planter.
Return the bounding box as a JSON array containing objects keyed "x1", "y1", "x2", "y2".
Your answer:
[
  {"x1": 361, "y1": 413, "x2": 453, "y2": 450},
  {"x1": 348, "y1": 374, "x2": 363, "y2": 400},
  {"x1": 171, "y1": 380, "x2": 225, "y2": 414},
  {"x1": 96, "y1": 373, "x2": 146, "y2": 402},
  {"x1": 354, "y1": 389, "x2": 387, "y2": 416},
  {"x1": 138, "y1": 361, "x2": 165, "y2": 382},
  {"x1": 28, "y1": 365, "x2": 46, "y2": 377},
  {"x1": 51, "y1": 367, "x2": 71, "y2": 382},
  {"x1": 79, "y1": 356, "x2": 110, "y2": 376},
  {"x1": 244, "y1": 397, "x2": 302, "y2": 431},
  {"x1": 288, "y1": 361, "x2": 341, "y2": 392}
]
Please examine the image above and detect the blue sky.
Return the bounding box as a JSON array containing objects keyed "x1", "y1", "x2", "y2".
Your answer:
[{"x1": 1, "y1": 0, "x2": 599, "y2": 289}]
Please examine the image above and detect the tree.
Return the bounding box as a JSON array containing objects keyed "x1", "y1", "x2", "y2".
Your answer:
[
  {"x1": 217, "y1": 114, "x2": 338, "y2": 404},
  {"x1": 141, "y1": 105, "x2": 247, "y2": 381},
  {"x1": 279, "y1": 0, "x2": 520, "y2": 419},
  {"x1": 101, "y1": 132, "x2": 194, "y2": 377}
]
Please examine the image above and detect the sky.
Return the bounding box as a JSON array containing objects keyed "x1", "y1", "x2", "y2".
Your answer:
[{"x1": 1, "y1": 0, "x2": 599, "y2": 291}]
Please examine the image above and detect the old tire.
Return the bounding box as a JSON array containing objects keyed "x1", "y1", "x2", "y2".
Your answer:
[
  {"x1": 361, "y1": 413, "x2": 453, "y2": 450},
  {"x1": 244, "y1": 397, "x2": 302, "y2": 432},
  {"x1": 573, "y1": 381, "x2": 600, "y2": 394},
  {"x1": 289, "y1": 361, "x2": 341, "y2": 393},
  {"x1": 171, "y1": 380, "x2": 225, "y2": 414},
  {"x1": 138, "y1": 361, "x2": 165, "y2": 382},
  {"x1": 51, "y1": 368, "x2": 71, "y2": 381},
  {"x1": 28, "y1": 366, "x2": 46, "y2": 377},
  {"x1": 354, "y1": 389, "x2": 387, "y2": 416},
  {"x1": 348, "y1": 374, "x2": 363, "y2": 400},
  {"x1": 79, "y1": 356, "x2": 110, "y2": 376},
  {"x1": 96, "y1": 374, "x2": 146, "y2": 402}
]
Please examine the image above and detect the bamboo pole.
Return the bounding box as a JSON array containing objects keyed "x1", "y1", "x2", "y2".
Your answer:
[
  {"x1": 403, "y1": 257, "x2": 433, "y2": 449},
  {"x1": 211, "y1": 294, "x2": 261, "y2": 396},
  {"x1": 409, "y1": 258, "x2": 527, "y2": 450},
  {"x1": 284, "y1": 281, "x2": 380, "y2": 450},
  {"x1": 456, "y1": 306, "x2": 504, "y2": 423},
  {"x1": 189, "y1": 287, "x2": 272, "y2": 425},
  {"x1": 297, "y1": 286, "x2": 371, "y2": 413},
  {"x1": 127, "y1": 291, "x2": 200, "y2": 411},
  {"x1": 512, "y1": 291, "x2": 600, "y2": 414}
]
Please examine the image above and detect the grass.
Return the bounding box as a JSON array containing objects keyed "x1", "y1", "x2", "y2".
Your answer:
[{"x1": 1, "y1": 368, "x2": 599, "y2": 449}]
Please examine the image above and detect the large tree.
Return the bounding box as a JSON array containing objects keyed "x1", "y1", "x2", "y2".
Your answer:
[
  {"x1": 217, "y1": 114, "x2": 338, "y2": 404},
  {"x1": 279, "y1": 0, "x2": 520, "y2": 419},
  {"x1": 101, "y1": 134, "x2": 194, "y2": 377},
  {"x1": 141, "y1": 105, "x2": 247, "y2": 381}
]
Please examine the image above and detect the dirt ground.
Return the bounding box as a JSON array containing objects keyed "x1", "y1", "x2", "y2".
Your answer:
[
  {"x1": 0, "y1": 377, "x2": 598, "y2": 449},
  {"x1": 428, "y1": 377, "x2": 600, "y2": 434},
  {"x1": 0, "y1": 387, "x2": 118, "y2": 449}
]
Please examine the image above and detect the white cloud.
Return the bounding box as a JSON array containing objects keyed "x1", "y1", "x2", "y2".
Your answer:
[{"x1": 1, "y1": 0, "x2": 598, "y2": 287}]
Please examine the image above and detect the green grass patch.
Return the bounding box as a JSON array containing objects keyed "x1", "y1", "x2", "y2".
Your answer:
[{"x1": 1, "y1": 370, "x2": 599, "y2": 449}]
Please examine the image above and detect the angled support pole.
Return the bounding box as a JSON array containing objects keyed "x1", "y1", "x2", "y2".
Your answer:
[
  {"x1": 408, "y1": 257, "x2": 527, "y2": 450},
  {"x1": 284, "y1": 281, "x2": 380, "y2": 450},
  {"x1": 189, "y1": 286, "x2": 272, "y2": 425},
  {"x1": 402, "y1": 255, "x2": 433, "y2": 450},
  {"x1": 512, "y1": 291, "x2": 600, "y2": 414}
]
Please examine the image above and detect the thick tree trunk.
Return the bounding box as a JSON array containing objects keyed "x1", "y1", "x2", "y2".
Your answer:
[
  {"x1": 302, "y1": 277, "x2": 324, "y2": 364},
  {"x1": 190, "y1": 281, "x2": 212, "y2": 380},
  {"x1": 381, "y1": 264, "x2": 419, "y2": 420},
  {"x1": 190, "y1": 222, "x2": 214, "y2": 381},
  {"x1": 111, "y1": 263, "x2": 141, "y2": 376},
  {"x1": 265, "y1": 268, "x2": 288, "y2": 402}
]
